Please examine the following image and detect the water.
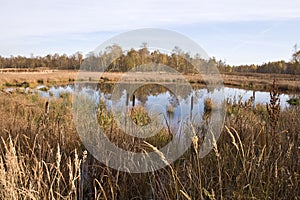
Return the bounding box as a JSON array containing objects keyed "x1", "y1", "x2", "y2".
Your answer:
[
  {"x1": 37, "y1": 85, "x2": 74, "y2": 98},
  {"x1": 28, "y1": 83, "x2": 296, "y2": 130},
  {"x1": 35, "y1": 84, "x2": 295, "y2": 109},
  {"x1": 4, "y1": 83, "x2": 294, "y2": 137},
  {"x1": 4, "y1": 83, "x2": 294, "y2": 127},
  {"x1": 5, "y1": 83, "x2": 295, "y2": 112}
]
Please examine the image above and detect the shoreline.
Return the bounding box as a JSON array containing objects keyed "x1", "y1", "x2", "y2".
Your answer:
[{"x1": 0, "y1": 70, "x2": 299, "y2": 93}]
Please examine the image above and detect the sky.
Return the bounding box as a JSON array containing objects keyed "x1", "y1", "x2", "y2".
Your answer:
[{"x1": 0, "y1": 0, "x2": 300, "y2": 65}]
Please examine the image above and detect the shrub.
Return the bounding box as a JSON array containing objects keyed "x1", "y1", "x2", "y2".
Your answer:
[
  {"x1": 287, "y1": 98, "x2": 300, "y2": 106},
  {"x1": 37, "y1": 79, "x2": 44, "y2": 84}
]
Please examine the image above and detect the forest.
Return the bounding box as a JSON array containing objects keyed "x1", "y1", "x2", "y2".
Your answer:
[{"x1": 0, "y1": 44, "x2": 300, "y2": 75}]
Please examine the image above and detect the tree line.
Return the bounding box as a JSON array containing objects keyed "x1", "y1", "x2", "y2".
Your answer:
[
  {"x1": 0, "y1": 52, "x2": 83, "y2": 70},
  {"x1": 1, "y1": 44, "x2": 300, "y2": 75},
  {"x1": 219, "y1": 44, "x2": 300, "y2": 75}
]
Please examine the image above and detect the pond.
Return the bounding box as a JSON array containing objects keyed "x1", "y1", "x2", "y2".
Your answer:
[
  {"x1": 32, "y1": 83, "x2": 295, "y2": 126},
  {"x1": 5, "y1": 82, "x2": 294, "y2": 136},
  {"x1": 36, "y1": 83, "x2": 294, "y2": 110}
]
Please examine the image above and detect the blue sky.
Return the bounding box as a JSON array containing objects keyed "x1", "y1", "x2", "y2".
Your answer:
[{"x1": 0, "y1": 0, "x2": 300, "y2": 65}]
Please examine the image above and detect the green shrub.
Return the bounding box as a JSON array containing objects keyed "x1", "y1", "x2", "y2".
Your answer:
[{"x1": 287, "y1": 98, "x2": 300, "y2": 106}]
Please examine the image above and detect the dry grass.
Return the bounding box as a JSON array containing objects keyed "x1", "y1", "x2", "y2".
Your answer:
[
  {"x1": 1, "y1": 70, "x2": 300, "y2": 92},
  {"x1": 222, "y1": 72, "x2": 300, "y2": 92},
  {"x1": 0, "y1": 86, "x2": 299, "y2": 199},
  {"x1": 0, "y1": 70, "x2": 77, "y2": 85}
]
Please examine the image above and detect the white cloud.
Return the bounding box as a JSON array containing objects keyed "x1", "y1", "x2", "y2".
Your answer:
[
  {"x1": 0, "y1": 0, "x2": 299, "y2": 63},
  {"x1": 1, "y1": 0, "x2": 300, "y2": 37}
]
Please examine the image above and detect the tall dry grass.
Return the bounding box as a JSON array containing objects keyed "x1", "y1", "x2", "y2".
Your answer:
[{"x1": 0, "y1": 88, "x2": 299, "y2": 199}]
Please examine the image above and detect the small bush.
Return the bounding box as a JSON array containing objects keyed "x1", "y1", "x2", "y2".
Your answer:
[
  {"x1": 167, "y1": 104, "x2": 174, "y2": 114},
  {"x1": 4, "y1": 82, "x2": 13, "y2": 87},
  {"x1": 287, "y1": 98, "x2": 300, "y2": 106},
  {"x1": 16, "y1": 82, "x2": 29, "y2": 88},
  {"x1": 38, "y1": 86, "x2": 49, "y2": 92},
  {"x1": 129, "y1": 106, "x2": 151, "y2": 126},
  {"x1": 189, "y1": 80, "x2": 195, "y2": 84},
  {"x1": 204, "y1": 98, "x2": 213, "y2": 113},
  {"x1": 37, "y1": 79, "x2": 44, "y2": 84}
]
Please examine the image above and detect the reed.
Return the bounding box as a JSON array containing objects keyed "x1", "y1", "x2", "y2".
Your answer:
[{"x1": 0, "y1": 86, "x2": 298, "y2": 199}]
